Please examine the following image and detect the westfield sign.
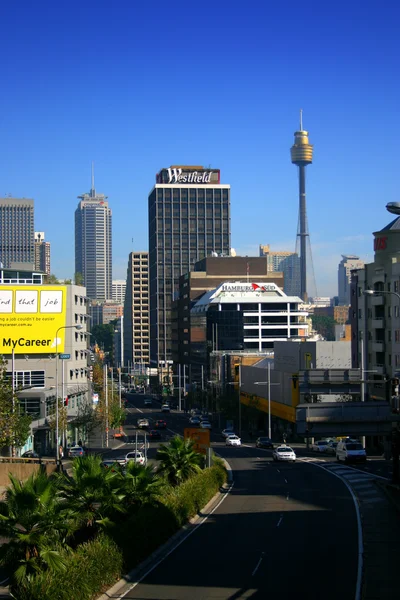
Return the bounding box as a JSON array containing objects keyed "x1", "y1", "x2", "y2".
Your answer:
[{"x1": 167, "y1": 168, "x2": 213, "y2": 184}]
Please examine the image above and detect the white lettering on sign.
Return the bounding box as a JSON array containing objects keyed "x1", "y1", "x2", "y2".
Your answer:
[
  {"x1": 40, "y1": 291, "x2": 63, "y2": 313},
  {"x1": 220, "y1": 283, "x2": 278, "y2": 293},
  {"x1": 167, "y1": 168, "x2": 213, "y2": 184},
  {"x1": 15, "y1": 291, "x2": 38, "y2": 313},
  {"x1": 0, "y1": 290, "x2": 13, "y2": 313}
]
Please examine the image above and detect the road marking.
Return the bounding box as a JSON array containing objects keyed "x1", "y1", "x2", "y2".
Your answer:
[
  {"x1": 284, "y1": 478, "x2": 288, "y2": 484},
  {"x1": 252, "y1": 552, "x2": 264, "y2": 576},
  {"x1": 286, "y1": 494, "x2": 289, "y2": 500},
  {"x1": 277, "y1": 469, "x2": 280, "y2": 473},
  {"x1": 276, "y1": 516, "x2": 283, "y2": 527},
  {"x1": 0, "y1": 578, "x2": 9, "y2": 585}
]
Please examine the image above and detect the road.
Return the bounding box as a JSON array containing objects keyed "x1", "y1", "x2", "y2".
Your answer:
[{"x1": 112, "y1": 394, "x2": 359, "y2": 600}]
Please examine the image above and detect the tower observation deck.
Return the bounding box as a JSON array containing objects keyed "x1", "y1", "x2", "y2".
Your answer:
[{"x1": 290, "y1": 110, "x2": 314, "y2": 302}]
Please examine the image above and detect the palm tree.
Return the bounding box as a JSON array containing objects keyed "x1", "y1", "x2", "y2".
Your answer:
[
  {"x1": 156, "y1": 436, "x2": 203, "y2": 486},
  {"x1": 123, "y1": 462, "x2": 164, "y2": 509},
  {"x1": 56, "y1": 454, "x2": 126, "y2": 531},
  {"x1": 0, "y1": 471, "x2": 74, "y2": 586}
]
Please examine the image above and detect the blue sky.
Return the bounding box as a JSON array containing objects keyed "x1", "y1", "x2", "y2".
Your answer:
[{"x1": 1, "y1": 0, "x2": 399, "y2": 297}]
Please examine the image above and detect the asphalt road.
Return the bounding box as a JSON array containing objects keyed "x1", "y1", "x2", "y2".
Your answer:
[{"x1": 121, "y1": 443, "x2": 358, "y2": 600}]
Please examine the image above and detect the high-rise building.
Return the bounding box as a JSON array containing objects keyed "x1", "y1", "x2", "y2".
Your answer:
[
  {"x1": 0, "y1": 198, "x2": 34, "y2": 268},
  {"x1": 259, "y1": 244, "x2": 300, "y2": 296},
  {"x1": 112, "y1": 279, "x2": 126, "y2": 303},
  {"x1": 124, "y1": 252, "x2": 149, "y2": 367},
  {"x1": 75, "y1": 170, "x2": 112, "y2": 301},
  {"x1": 290, "y1": 111, "x2": 314, "y2": 301},
  {"x1": 338, "y1": 255, "x2": 364, "y2": 305},
  {"x1": 34, "y1": 232, "x2": 51, "y2": 275},
  {"x1": 148, "y1": 165, "x2": 231, "y2": 366}
]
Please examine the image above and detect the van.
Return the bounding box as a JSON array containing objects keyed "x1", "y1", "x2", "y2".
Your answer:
[{"x1": 336, "y1": 439, "x2": 366, "y2": 463}]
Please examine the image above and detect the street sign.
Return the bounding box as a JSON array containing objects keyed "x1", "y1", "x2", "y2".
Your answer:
[{"x1": 59, "y1": 353, "x2": 70, "y2": 359}]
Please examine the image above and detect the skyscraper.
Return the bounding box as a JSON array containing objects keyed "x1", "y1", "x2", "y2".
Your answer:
[
  {"x1": 338, "y1": 255, "x2": 364, "y2": 305},
  {"x1": 124, "y1": 252, "x2": 149, "y2": 367},
  {"x1": 259, "y1": 244, "x2": 301, "y2": 297},
  {"x1": 34, "y1": 232, "x2": 51, "y2": 275},
  {"x1": 148, "y1": 165, "x2": 231, "y2": 366},
  {"x1": 0, "y1": 198, "x2": 34, "y2": 267},
  {"x1": 112, "y1": 279, "x2": 126, "y2": 303},
  {"x1": 75, "y1": 170, "x2": 112, "y2": 301}
]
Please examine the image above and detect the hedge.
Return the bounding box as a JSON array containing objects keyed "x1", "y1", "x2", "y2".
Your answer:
[
  {"x1": 12, "y1": 534, "x2": 123, "y2": 600},
  {"x1": 115, "y1": 463, "x2": 227, "y2": 567}
]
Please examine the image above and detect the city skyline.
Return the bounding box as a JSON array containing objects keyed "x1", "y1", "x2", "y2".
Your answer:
[{"x1": 0, "y1": 1, "x2": 397, "y2": 296}]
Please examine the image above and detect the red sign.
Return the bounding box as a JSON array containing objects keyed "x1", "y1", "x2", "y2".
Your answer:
[{"x1": 374, "y1": 236, "x2": 387, "y2": 251}]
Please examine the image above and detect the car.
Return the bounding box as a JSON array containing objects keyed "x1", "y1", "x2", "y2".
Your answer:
[
  {"x1": 336, "y1": 439, "x2": 367, "y2": 463},
  {"x1": 161, "y1": 404, "x2": 171, "y2": 413},
  {"x1": 326, "y1": 441, "x2": 338, "y2": 455},
  {"x1": 144, "y1": 398, "x2": 153, "y2": 406},
  {"x1": 272, "y1": 446, "x2": 296, "y2": 462},
  {"x1": 101, "y1": 459, "x2": 121, "y2": 471},
  {"x1": 255, "y1": 437, "x2": 274, "y2": 449},
  {"x1": 117, "y1": 451, "x2": 146, "y2": 466},
  {"x1": 311, "y1": 440, "x2": 329, "y2": 453},
  {"x1": 155, "y1": 419, "x2": 167, "y2": 429},
  {"x1": 221, "y1": 428, "x2": 235, "y2": 438},
  {"x1": 189, "y1": 416, "x2": 201, "y2": 425},
  {"x1": 226, "y1": 434, "x2": 241, "y2": 446},
  {"x1": 137, "y1": 418, "x2": 150, "y2": 429},
  {"x1": 200, "y1": 421, "x2": 212, "y2": 429},
  {"x1": 149, "y1": 429, "x2": 161, "y2": 440},
  {"x1": 21, "y1": 450, "x2": 40, "y2": 458},
  {"x1": 68, "y1": 446, "x2": 85, "y2": 458}
]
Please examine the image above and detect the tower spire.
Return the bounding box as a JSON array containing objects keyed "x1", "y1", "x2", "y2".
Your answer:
[
  {"x1": 300, "y1": 108, "x2": 303, "y2": 131},
  {"x1": 91, "y1": 162, "x2": 95, "y2": 197}
]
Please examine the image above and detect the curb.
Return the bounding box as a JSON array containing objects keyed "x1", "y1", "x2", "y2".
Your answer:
[
  {"x1": 97, "y1": 460, "x2": 233, "y2": 600},
  {"x1": 375, "y1": 480, "x2": 400, "y2": 514}
]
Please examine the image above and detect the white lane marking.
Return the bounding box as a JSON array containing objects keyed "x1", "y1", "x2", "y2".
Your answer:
[
  {"x1": 122, "y1": 480, "x2": 235, "y2": 597},
  {"x1": 0, "y1": 578, "x2": 9, "y2": 585},
  {"x1": 286, "y1": 494, "x2": 289, "y2": 500},
  {"x1": 252, "y1": 552, "x2": 265, "y2": 576},
  {"x1": 276, "y1": 516, "x2": 283, "y2": 527},
  {"x1": 277, "y1": 469, "x2": 280, "y2": 473},
  {"x1": 305, "y1": 461, "x2": 363, "y2": 600},
  {"x1": 284, "y1": 478, "x2": 288, "y2": 484}
]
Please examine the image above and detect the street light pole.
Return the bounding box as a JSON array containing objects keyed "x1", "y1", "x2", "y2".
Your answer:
[
  {"x1": 239, "y1": 364, "x2": 242, "y2": 439},
  {"x1": 55, "y1": 324, "x2": 83, "y2": 463}
]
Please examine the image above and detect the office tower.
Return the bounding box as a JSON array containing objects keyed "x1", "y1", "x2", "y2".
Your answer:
[
  {"x1": 0, "y1": 198, "x2": 34, "y2": 268},
  {"x1": 75, "y1": 169, "x2": 112, "y2": 301},
  {"x1": 149, "y1": 165, "x2": 231, "y2": 366},
  {"x1": 112, "y1": 279, "x2": 126, "y2": 303},
  {"x1": 259, "y1": 244, "x2": 301, "y2": 296},
  {"x1": 124, "y1": 252, "x2": 149, "y2": 367},
  {"x1": 338, "y1": 255, "x2": 364, "y2": 305},
  {"x1": 34, "y1": 232, "x2": 51, "y2": 275},
  {"x1": 290, "y1": 110, "x2": 314, "y2": 301}
]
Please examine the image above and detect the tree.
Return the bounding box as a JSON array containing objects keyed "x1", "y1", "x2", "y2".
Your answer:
[
  {"x1": 123, "y1": 462, "x2": 163, "y2": 509},
  {"x1": 91, "y1": 324, "x2": 115, "y2": 355},
  {"x1": 44, "y1": 274, "x2": 60, "y2": 285},
  {"x1": 156, "y1": 436, "x2": 203, "y2": 486},
  {"x1": 74, "y1": 272, "x2": 84, "y2": 285},
  {"x1": 310, "y1": 315, "x2": 337, "y2": 341},
  {"x1": 0, "y1": 471, "x2": 74, "y2": 587},
  {"x1": 0, "y1": 357, "x2": 31, "y2": 452}
]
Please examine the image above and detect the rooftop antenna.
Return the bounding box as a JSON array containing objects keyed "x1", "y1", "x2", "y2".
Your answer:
[
  {"x1": 299, "y1": 108, "x2": 303, "y2": 131},
  {"x1": 91, "y1": 162, "x2": 95, "y2": 197}
]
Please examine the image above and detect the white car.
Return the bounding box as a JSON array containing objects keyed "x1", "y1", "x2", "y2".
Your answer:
[
  {"x1": 272, "y1": 446, "x2": 296, "y2": 462},
  {"x1": 326, "y1": 441, "x2": 338, "y2": 455},
  {"x1": 200, "y1": 421, "x2": 212, "y2": 429},
  {"x1": 161, "y1": 404, "x2": 170, "y2": 413},
  {"x1": 226, "y1": 434, "x2": 241, "y2": 446},
  {"x1": 221, "y1": 429, "x2": 235, "y2": 438},
  {"x1": 137, "y1": 418, "x2": 149, "y2": 429},
  {"x1": 336, "y1": 439, "x2": 367, "y2": 463},
  {"x1": 311, "y1": 440, "x2": 329, "y2": 453},
  {"x1": 117, "y1": 451, "x2": 146, "y2": 466},
  {"x1": 144, "y1": 398, "x2": 153, "y2": 406}
]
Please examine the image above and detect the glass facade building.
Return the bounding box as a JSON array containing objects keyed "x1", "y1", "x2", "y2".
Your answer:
[
  {"x1": 0, "y1": 198, "x2": 34, "y2": 268},
  {"x1": 148, "y1": 166, "x2": 231, "y2": 366}
]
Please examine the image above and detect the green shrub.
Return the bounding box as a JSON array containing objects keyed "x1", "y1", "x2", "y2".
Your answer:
[{"x1": 12, "y1": 534, "x2": 123, "y2": 600}]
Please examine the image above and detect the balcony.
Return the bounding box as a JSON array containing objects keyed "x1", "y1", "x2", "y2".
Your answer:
[
  {"x1": 372, "y1": 341, "x2": 385, "y2": 352},
  {"x1": 372, "y1": 318, "x2": 385, "y2": 328},
  {"x1": 372, "y1": 364, "x2": 386, "y2": 375},
  {"x1": 371, "y1": 295, "x2": 384, "y2": 306}
]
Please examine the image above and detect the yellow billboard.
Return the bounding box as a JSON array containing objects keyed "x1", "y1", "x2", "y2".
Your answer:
[
  {"x1": 0, "y1": 286, "x2": 68, "y2": 354},
  {"x1": 184, "y1": 428, "x2": 210, "y2": 454}
]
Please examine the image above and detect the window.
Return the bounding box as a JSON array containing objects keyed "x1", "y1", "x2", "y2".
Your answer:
[
  {"x1": 395, "y1": 330, "x2": 400, "y2": 342},
  {"x1": 395, "y1": 281, "x2": 399, "y2": 293},
  {"x1": 358, "y1": 309, "x2": 362, "y2": 319}
]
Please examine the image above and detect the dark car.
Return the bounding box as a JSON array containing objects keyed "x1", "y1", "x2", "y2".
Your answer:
[
  {"x1": 256, "y1": 437, "x2": 274, "y2": 449},
  {"x1": 149, "y1": 430, "x2": 161, "y2": 440},
  {"x1": 155, "y1": 419, "x2": 167, "y2": 429},
  {"x1": 21, "y1": 450, "x2": 40, "y2": 459}
]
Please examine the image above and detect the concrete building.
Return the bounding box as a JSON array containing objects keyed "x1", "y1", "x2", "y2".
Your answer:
[
  {"x1": 172, "y1": 255, "x2": 284, "y2": 367},
  {"x1": 102, "y1": 302, "x2": 124, "y2": 325},
  {"x1": 259, "y1": 244, "x2": 300, "y2": 296},
  {"x1": 112, "y1": 279, "x2": 126, "y2": 303},
  {"x1": 149, "y1": 165, "x2": 231, "y2": 368},
  {"x1": 313, "y1": 305, "x2": 350, "y2": 325},
  {"x1": 124, "y1": 252, "x2": 149, "y2": 368},
  {"x1": 0, "y1": 265, "x2": 91, "y2": 455},
  {"x1": 0, "y1": 198, "x2": 34, "y2": 268},
  {"x1": 338, "y1": 255, "x2": 364, "y2": 305},
  {"x1": 75, "y1": 173, "x2": 112, "y2": 301},
  {"x1": 34, "y1": 232, "x2": 51, "y2": 275}
]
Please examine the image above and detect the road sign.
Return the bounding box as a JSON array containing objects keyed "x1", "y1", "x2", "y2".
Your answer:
[{"x1": 59, "y1": 353, "x2": 70, "y2": 360}]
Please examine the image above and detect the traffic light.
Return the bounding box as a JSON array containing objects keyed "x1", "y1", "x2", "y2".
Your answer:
[{"x1": 392, "y1": 378, "x2": 399, "y2": 397}]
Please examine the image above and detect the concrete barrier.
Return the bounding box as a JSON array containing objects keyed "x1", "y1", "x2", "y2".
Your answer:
[{"x1": 0, "y1": 460, "x2": 56, "y2": 487}]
